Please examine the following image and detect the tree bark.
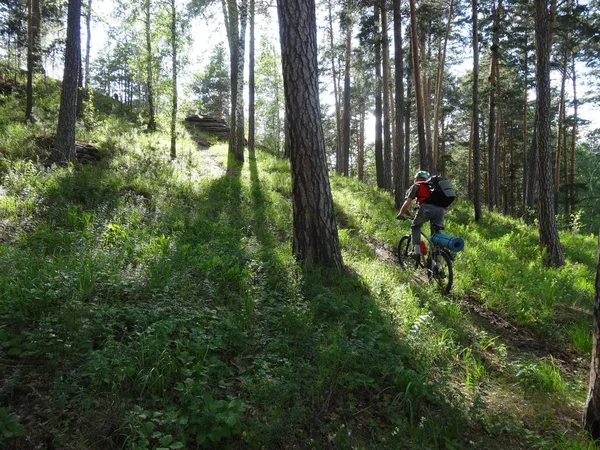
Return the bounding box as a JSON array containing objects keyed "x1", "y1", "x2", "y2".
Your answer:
[
  {"x1": 409, "y1": 0, "x2": 427, "y2": 170},
  {"x1": 341, "y1": 0, "x2": 352, "y2": 176},
  {"x1": 534, "y1": 0, "x2": 564, "y2": 267},
  {"x1": 328, "y1": 0, "x2": 342, "y2": 175},
  {"x1": 248, "y1": 0, "x2": 255, "y2": 157},
  {"x1": 276, "y1": 0, "x2": 343, "y2": 271},
  {"x1": 170, "y1": 0, "x2": 177, "y2": 160},
  {"x1": 393, "y1": 0, "x2": 405, "y2": 207},
  {"x1": 53, "y1": 0, "x2": 81, "y2": 163},
  {"x1": 584, "y1": 230, "x2": 600, "y2": 438},
  {"x1": 25, "y1": 0, "x2": 41, "y2": 123},
  {"x1": 487, "y1": 0, "x2": 501, "y2": 210},
  {"x1": 404, "y1": 26, "x2": 412, "y2": 190},
  {"x1": 570, "y1": 52, "x2": 577, "y2": 220},
  {"x1": 472, "y1": 0, "x2": 482, "y2": 222},
  {"x1": 432, "y1": 0, "x2": 453, "y2": 174},
  {"x1": 145, "y1": 0, "x2": 156, "y2": 132},
  {"x1": 554, "y1": 46, "x2": 568, "y2": 214},
  {"x1": 223, "y1": 0, "x2": 238, "y2": 159},
  {"x1": 381, "y1": 2, "x2": 392, "y2": 190},
  {"x1": 522, "y1": 25, "x2": 529, "y2": 216},
  {"x1": 374, "y1": 4, "x2": 384, "y2": 189},
  {"x1": 234, "y1": 0, "x2": 247, "y2": 162}
]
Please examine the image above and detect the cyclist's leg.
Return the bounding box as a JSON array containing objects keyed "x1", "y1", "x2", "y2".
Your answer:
[
  {"x1": 429, "y1": 205, "x2": 446, "y2": 235},
  {"x1": 411, "y1": 206, "x2": 430, "y2": 250}
]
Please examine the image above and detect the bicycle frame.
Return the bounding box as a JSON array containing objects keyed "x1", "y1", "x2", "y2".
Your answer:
[{"x1": 397, "y1": 219, "x2": 454, "y2": 294}]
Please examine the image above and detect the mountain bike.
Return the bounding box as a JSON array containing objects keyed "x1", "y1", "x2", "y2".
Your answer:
[{"x1": 396, "y1": 217, "x2": 454, "y2": 294}]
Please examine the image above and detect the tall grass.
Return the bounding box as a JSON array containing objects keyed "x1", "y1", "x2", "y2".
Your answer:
[{"x1": 0, "y1": 93, "x2": 597, "y2": 448}]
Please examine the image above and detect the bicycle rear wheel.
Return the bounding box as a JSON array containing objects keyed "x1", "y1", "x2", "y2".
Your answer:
[
  {"x1": 397, "y1": 235, "x2": 414, "y2": 269},
  {"x1": 426, "y1": 249, "x2": 454, "y2": 294}
]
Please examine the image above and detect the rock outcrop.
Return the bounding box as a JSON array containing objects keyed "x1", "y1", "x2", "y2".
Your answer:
[{"x1": 184, "y1": 115, "x2": 230, "y2": 147}]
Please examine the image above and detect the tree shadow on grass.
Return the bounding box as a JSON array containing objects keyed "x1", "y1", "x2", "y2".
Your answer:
[{"x1": 1, "y1": 151, "x2": 563, "y2": 449}]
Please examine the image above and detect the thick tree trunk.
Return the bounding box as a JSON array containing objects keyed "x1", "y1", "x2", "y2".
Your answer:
[
  {"x1": 472, "y1": 0, "x2": 482, "y2": 222},
  {"x1": 53, "y1": 0, "x2": 81, "y2": 163},
  {"x1": 409, "y1": 0, "x2": 427, "y2": 170},
  {"x1": 276, "y1": 0, "x2": 343, "y2": 271},
  {"x1": 584, "y1": 231, "x2": 600, "y2": 438},
  {"x1": 393, "y1": 0, "x2": 405, "y2": 207},
  {"x1": 535, "y1": 0, "x2": 564, "y2": 267}
]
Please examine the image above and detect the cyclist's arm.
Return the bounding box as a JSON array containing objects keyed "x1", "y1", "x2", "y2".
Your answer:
[
  {"x1": 397, "y1": 184, "x2": 419, "y2": 219},
  {"x1": 397, "y1": 197, "x2": 414, "y2": 219}
]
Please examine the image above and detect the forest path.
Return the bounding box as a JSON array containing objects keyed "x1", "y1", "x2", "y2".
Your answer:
[
  {"x1": 368, "y1": 233, "x2": 586, "y2": 428},
  {"x1": 368, "y1": 234, "x2": 586, "y2": 374}
]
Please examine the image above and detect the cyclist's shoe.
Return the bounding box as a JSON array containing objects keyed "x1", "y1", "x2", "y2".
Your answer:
[{"x1": 409, "y1": 245, "x2": 421, "y2": 261}]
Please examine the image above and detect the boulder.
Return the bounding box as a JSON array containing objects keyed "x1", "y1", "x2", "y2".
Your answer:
[{"x1": 184, "y1": 115, "x2": 230, "y2": 143}]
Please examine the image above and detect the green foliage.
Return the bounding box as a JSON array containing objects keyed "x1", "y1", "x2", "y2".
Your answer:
[
  {"x1": 0, "y1": 407, "x2": 25, "y2": 440},
  {"x1": 0, "y1": 82, "x2": 597, "y2": 449}
]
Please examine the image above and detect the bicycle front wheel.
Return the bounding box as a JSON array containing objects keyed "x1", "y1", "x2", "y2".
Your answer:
[
  {"x1": 397, "y1": 235, "x2": 413, "y2": 269},
  {"x1": 426, "y1": 249, "x2": 454, "y2": 294}
]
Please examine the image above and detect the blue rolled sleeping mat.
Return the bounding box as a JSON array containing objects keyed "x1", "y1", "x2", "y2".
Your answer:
[{"x1": 430, "y1": 233, "x2": 465, "y2": 252}]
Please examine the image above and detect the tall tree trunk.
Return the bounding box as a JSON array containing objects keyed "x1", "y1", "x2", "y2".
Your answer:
[
  {"x1": 570, "y1": 52, "x2": 577, "y2": 220},
  {"x1": 84, "y1": 0, "x2": 91, "y2": 92},
  {"x1": 248, "y1": 0, "x2": 255, "y2": 157},
  {"x1": 409, "y1": 0, "x2": 427, "y2": 170},
  {"x1": 25, "y1": 0, "x2": 41, "y2": 123},
  {"x1": 422, "y1": 36, "x2": 433, "y2": 172},
  {"x1": 404, "y1": 27, "x2": 412, "y2": 190},
  {"x1": 234, "y1": 0, "x2": 248, "y2": 162},
  {"x1": 432, "y1": 0, "x2": 453, "y2": 174},
  {"x1": 472, "y1": 0, "x2": 482, "y2": 222},
  {"x1": 276, "y1": 0, "x2": 343, "y2": 271},
  {"x1": 554, "y1": 47, "x2": 568, "y2": 214},
  {"x1": 341, "y1": 0, "x2": 352, "y2": 176},
  {"x1": 584, "y1": 230, "x2": 600, "y2": 438},
  {"x1": 145, "y1": 0, "x2": 156, "y2": 132},
  {"x1": 535, "y1": 0, "x2": 564, "y2": 267},
  {"x1": 328, "y1": 0, "x2": 342, "y2": 174},
  {"x1": 223, "y1": 0, "x2": 238, "y2": 159},
  {"x1": 487, "y1": 0, "x2": 501, "y2": 210},
  {"x1": 468, "y1": 117, "x2": 474, "y2": 201},
  {"x1": 381, "y1": 3, "x2": 392, "y2": 190},
  {"x1": 358, "y1": 107, "x2": 365, "y2": 181},
  {"x1": 52, "y1": 0, "x2": 81, "y2": 163},
  {"x1": 169, "y1": 0, "x2": 177, "y2": 160},
  {"x1": 374, "y1": 4, "x2": 384, "y2": 189},
  {"x1": 393, "y1": 0, "x2": 405, "y2": 207},
  {"x1": 510, "y1": 118, "x2": 516, "y2": 215},
  {"x1": 521, "y1": 26, "x2": 529, "y2": 216}
]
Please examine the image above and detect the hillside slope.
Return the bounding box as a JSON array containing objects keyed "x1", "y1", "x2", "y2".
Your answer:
[{"x1": 0, "y1": 97, "x2": 596, "y2": 448}]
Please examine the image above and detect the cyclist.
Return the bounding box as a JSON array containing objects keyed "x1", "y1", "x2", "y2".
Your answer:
[{"x1": 396, "y1": 170, "x2": 446, "y2": 257}]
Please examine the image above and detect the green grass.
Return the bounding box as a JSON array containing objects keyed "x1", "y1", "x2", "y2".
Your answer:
[{"x1": 0, "y1": 86, "x2": 598, "y2": 449}]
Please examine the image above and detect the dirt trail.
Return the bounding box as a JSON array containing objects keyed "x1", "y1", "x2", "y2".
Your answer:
[{"x1": 369, "y1": 235, "x2": 588, "y2": 378}]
